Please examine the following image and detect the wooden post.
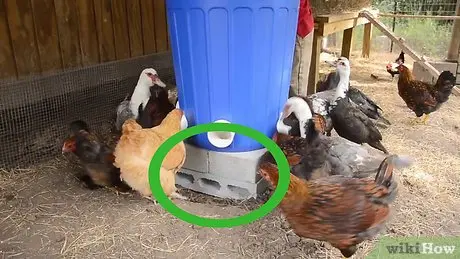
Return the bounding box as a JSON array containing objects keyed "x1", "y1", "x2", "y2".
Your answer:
[
  {"x1": 447, "y1": 0, "x2": 460, "y2": 62},
  {"x1": 362, "y1": 23, "x2": 373, "y2": 58},
  {"x1": 307, "y1": 30, "x2": 323, "y2": 95},
  {"x1": 341, "y1": 28, "x2": 354, "y2": 59}
]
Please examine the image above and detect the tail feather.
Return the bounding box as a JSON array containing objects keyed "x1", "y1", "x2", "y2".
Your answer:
[
  {"x1": 378, "y1": 114, "x2": 392, "y2": 126},
  {"x1": 435, "y1": 71, "x2": 456, "y2": 103},
  {"x1": 374, "y1": 155, "x2": 413, "y2": 188},
  {"x1": 368, "y1": 141, "x2": 389, "y2": 154},
  {"x1": 70, "y1": 120, "x2": 90, "y2": 135},
  {"x1": 372, "y1": 155, "x2": 409, "y2": 205}
]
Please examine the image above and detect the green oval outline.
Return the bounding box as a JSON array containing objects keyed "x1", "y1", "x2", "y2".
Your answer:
[{"x1": 148, "y1": 122, "x2": 290, "y2": 228}]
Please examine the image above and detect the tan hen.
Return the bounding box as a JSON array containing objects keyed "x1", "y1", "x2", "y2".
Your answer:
[{"x1": 113, "y1": 109, "x2": 187, "y2": 202}]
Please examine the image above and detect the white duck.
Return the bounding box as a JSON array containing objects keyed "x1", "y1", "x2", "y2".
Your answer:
[
  {"x1": 277, "y1": 96, "x2": 313, "y2": 138},
  {"x1": 115, "y1": 68, "x2": 166, "y2": 131}
]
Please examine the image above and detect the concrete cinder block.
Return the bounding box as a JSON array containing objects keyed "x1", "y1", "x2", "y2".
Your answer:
[
  {"x1": 208, "y1": 148, "x2": 267, "y2": 184},
  {"x1": 178, "y1": 143, "x2": 269, "y2": 199},
  {"x1": 182, "y1": 143, "x2": 209, "y2": 173},
  {"x1": 176, "y1": 168, "x2": 268, "y2": 200}
]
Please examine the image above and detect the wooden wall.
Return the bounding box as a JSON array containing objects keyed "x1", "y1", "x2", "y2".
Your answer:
[{"x1": 0, "y1": 0, "x2": 170, "y2": 81}]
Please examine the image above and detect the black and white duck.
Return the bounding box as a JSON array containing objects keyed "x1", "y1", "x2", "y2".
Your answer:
[
  {"x1": 315, "y1": 58, "x2": 391, "y2": 128},
  {"x1": 328, "y1": 57, "x2": 389, "y2": 154},
  {"x1": 115, "y1": 68, "x2": 167, "y2": 131}
]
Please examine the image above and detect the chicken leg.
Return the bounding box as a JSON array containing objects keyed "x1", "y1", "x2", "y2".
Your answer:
[
  {"x1": 143, "y1": 195, "x2": 158, "y2": 205},
  {"x1": 421, "y1": 114, "x2": 430, "y2": 124},
  {"x1": 409, "y1": 114, "x2": 429, "y2": 125},
  {"x1": 171, "y1": 191, "x2": 188, "y2": 200}
]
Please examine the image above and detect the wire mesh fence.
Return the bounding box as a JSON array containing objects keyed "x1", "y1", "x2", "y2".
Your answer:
[
  {"x1": 371, "y1": 0, "x2": 457, "y2": 58},
  {"x1": 375, "y1": 0, "x2": 458, "y2": 16},
  {"x1": 0, "y1": 52, "x2": 176, "y2": 169},
  {"x1": 322, "y1": 0, "x2": 457, "y2": 59}
]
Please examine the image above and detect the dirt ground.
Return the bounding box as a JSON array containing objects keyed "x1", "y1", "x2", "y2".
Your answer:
[{"x1": 1, "y1": 51, "x2": 460, "y2": 259}]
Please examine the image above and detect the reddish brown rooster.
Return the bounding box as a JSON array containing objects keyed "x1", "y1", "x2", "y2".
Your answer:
[
  {"x1": 258, "y1": 155, "x2": 412, "y2": 258},
  {"x1": 397, "y1": 65, "x2": 456, "y2": 124}
]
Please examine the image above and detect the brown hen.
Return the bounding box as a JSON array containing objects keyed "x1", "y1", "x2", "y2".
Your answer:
[
  {"x1": 62, "y1": 120, "x2": 131, "y2": 193},
  {"x1": 397, "y1": 65, "x2": 456, "y2": 124},
  {"x1": 258, "y1": 155, "x2": 412, "y2": 258}
]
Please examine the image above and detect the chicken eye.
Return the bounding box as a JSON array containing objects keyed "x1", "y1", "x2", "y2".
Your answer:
[{"x1": 146, "y1": 72, "x2": 153, "y2": 77}]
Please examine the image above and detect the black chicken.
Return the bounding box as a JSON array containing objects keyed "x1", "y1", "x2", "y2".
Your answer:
[
  {"x1": 137, "y1": 85, "x2": 175, "y2": 128},
  {"x1": 62, "y1": 120, "x2": 132, "y2": 192}
]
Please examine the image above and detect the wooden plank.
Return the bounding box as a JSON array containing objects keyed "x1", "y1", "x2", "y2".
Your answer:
[
  {"x1": 321, "y1": 17, "x2": 369, "y2": 36},
  {"x1": 447, "y1": 0, "x2": 460, "y2": 61},
  {"x1": 76, "y1": 0, "x2": 100, "y2": 65},
  {"x1": 31, "y1": 0, "x2": 62, "y2": 74},
  {"x1": 54, "y1": 0, "x2": 82, "y2": 68},
  {"x1": 93, "y1": 0, "x2": 116, "y2": 62},
  {"x1": 165, "y1": 2, "x2": 170, "y2": 51},
  {"x1": 341, "y1": 28, "x2": 354, "y2": 59},
  {"x1": 153, "y1": 0, "x2": 168, "y2": 52},
  {"x1": 362, "y1": 23, "x2": 372, "y2": 58},
  {"x1": 0, "y1": 0, "x2": 17, "y2": 79},
  {"x1": 315, "y1": 10, "x2": 379, "y2": 23},
  {"x1": 5, "y1": 0, "x2": 41, "y2": 77},
  {"x1": 315, "y1": 12, "x2": 360, "y2": 23},
  {"x1": 140, "y1": 0, "x2": 157, "y2": 54},
  {"x1": 359, "y1": 10, "x2": 441, "y2": 78},
  {"x1": 126, "y1": 0, "x2": 144, "y2": 57},
  {"x1": 307, "y1": 31, "x2": 323, "y2": 95},
  {"x1": 111, "y1": 0, "x2": 130, "y2": 60}
]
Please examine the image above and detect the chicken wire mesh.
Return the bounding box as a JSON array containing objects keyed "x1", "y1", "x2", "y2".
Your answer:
[
  {"x1": 0, "y1": 52, "x2": 175, "y2": 169},
  {"x1": 374, "y1": 0, "x2": 458, "y2": 16}
]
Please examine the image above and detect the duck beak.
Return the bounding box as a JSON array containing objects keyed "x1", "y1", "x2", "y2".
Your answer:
[
  {"x1": 149, "y1": 74, "x2": 166, "y2": 87},
  {"x1": 325, "y1": 60, "x2": 337, "y2": 67}
]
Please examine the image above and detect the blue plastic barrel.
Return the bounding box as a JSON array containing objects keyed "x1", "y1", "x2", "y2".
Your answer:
[{"x1": 167, "y1": 0, "x2": 300, "y2": 152}]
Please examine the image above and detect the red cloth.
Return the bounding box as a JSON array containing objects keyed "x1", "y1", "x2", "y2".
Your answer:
[{"x1": 297, "y1": 0, "x2": 314, "y2": 38}]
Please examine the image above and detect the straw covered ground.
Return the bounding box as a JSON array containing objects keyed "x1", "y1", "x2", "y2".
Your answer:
[{"x1": 1, "y1": 51, "x2": 460, "y2": 259}]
